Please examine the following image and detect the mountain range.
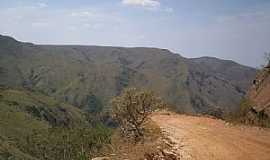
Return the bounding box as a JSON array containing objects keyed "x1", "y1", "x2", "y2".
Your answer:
[{"x1": 0, "y1": 35, "x2": 256, "y2": 116}]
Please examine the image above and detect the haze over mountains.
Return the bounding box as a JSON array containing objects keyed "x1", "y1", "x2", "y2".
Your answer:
[{"x1": 0, "y1": 34, "x2": 256, "y2": 116}]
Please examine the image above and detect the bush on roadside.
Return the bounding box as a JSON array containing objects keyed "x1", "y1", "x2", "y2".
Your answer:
[
  {"x1": 239, "y1": 98, "x2": 253, "y2": 117},
  {"x1": 111, "y1": 88, "x2": 163, "y2": 142}
]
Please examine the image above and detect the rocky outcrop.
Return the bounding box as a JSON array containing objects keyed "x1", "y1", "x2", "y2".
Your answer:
[{"x1": 246, "y1": 63, "x2": 270, "y2": 126}]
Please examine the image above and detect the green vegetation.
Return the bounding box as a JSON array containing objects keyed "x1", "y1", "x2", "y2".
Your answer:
[
  {"x1": 0, "y1": 88, "x2": 85, "y2": 128},
  {"x1": 0, "y1": 88, "x2": 112, "y2": 160},
  {"x1": 227, "y1": 98, "x2": 270, "y2": 128},
  {"x1": 224, "y1": 98, "x2": 253, "y2": 123},
  {"x1": 21, "y1": 125, "x2": 112, "y2": 160},
  {"x1": 239, "y1": 98, "x2": 253, "y2": 117},
  {"x1": 1, "y1": 126, "x2": 112, "y2": 160},
  {"x1": 0, "y1": 35, "x2": 256, "y2": 115},
  {"x1": 243, "y1": 102, "x2": 270, "y2": 128},
  {"x1": 83, "y1": 94, "x2": 103, "y2": 114},
  {"x1": 0, "y1": 35, "x2": 260, "y2": 158}
]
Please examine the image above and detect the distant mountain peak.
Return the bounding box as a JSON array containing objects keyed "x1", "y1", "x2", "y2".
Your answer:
[{"x1": 0, "y1": 34, "x2": 19, "y2": 43}]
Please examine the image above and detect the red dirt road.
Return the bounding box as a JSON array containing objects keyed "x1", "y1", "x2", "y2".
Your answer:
[{"x1": 152, "y1": 112, "x2": 270, "y2": 160}]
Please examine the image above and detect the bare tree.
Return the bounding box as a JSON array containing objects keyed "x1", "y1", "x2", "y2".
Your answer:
[{"x1": 111, "y1": 88, "x2": 163, "y2": 141}]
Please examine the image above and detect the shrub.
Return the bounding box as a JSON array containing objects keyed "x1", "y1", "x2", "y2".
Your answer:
[
  {"x1": 111, "y1": 88, "x2": 163, "y2": 142},
  {"x1": 239, "y1": 98, "x2": 253, "y2": 117},
  {"x1": 233, "y1": 98, "x2": 270, "y2": 127}
]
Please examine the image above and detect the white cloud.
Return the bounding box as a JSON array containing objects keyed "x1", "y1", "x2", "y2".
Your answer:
[
  {"x1": 37, "y1": 2, "x2": 48, "y2": 8},
  {"x1": 122, "y1": 0, "x2": 160, "y2": 9}
]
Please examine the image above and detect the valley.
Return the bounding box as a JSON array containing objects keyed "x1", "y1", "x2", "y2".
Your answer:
[
  {"x1": 1, "y1": 0, "x2": 269, "y2": 159},
  {"x1": 0, "y1": 34, "x2": 268, "y2": 160}
]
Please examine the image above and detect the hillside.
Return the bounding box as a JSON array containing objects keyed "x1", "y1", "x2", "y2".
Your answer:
[
  {"x1": 186, "y1": 57, "x2": 256, "y2": 115},
  {"x1": 245, "y1": 63, "x2": 270, "y2": 126},
  {"x1": 0, "y1": 35, "x2": 256, "y2": 115},
  {"x1": 0, "y1": 87, "x2": 89, "y2": 159}
]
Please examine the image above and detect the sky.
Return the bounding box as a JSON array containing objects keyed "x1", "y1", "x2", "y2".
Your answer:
[{"x1": 0, "y1": 0, "x2": 269, "y2": 67}]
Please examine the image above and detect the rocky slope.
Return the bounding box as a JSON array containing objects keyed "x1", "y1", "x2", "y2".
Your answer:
[
  {"x1": 246, "y1": 63, "x2": 270, "y2": 126},
  {"x1": 0, "y1": 35, "x2": 256, "y2": 115}
]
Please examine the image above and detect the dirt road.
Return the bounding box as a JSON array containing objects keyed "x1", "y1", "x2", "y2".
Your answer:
[{"x1": 152, "y1": 112, "x2": 270, "y2": 160}]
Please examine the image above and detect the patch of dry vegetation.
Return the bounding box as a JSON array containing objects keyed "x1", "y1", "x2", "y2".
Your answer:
[
  {"x1": 94, "y1": 88, "x2": 178, "y2": 160},
  {"x1": 111, "y1": 88, "x2": 164, "y2": 142},
  {"x1": 100, "y1": 119, "x2": 167, "y2": 160},
  {"x1": 224, "y1": 98, "x2": 270, "y2": 128}
]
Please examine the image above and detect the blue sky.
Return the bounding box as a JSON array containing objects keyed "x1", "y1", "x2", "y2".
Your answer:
[{"x1": 0, "y1": 0, "x2": 269, "y2": 67}]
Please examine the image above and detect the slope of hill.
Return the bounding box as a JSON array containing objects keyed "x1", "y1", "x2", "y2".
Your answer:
[
  {"x1": 0, "y1": 35, "x2": 256, "y2": 115},
  {"x1": 186, "y1": 57, "x2": 256, "y2": 115},
  {"x1": 245, "y1": 64, "x2": 270, "y2": 126},
  {"x1": 0, "y1": 87, "x2": 88, "y2": 159}
]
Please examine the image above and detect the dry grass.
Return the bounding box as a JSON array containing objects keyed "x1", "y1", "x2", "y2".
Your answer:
[{"x1": 99, "y1": 119, "x2": 165, "y2": 160}]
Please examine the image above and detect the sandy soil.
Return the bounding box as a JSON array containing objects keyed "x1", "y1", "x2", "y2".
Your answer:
[{"x1": 152, "y1": 112, "x2": 270, "y2": 160}]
